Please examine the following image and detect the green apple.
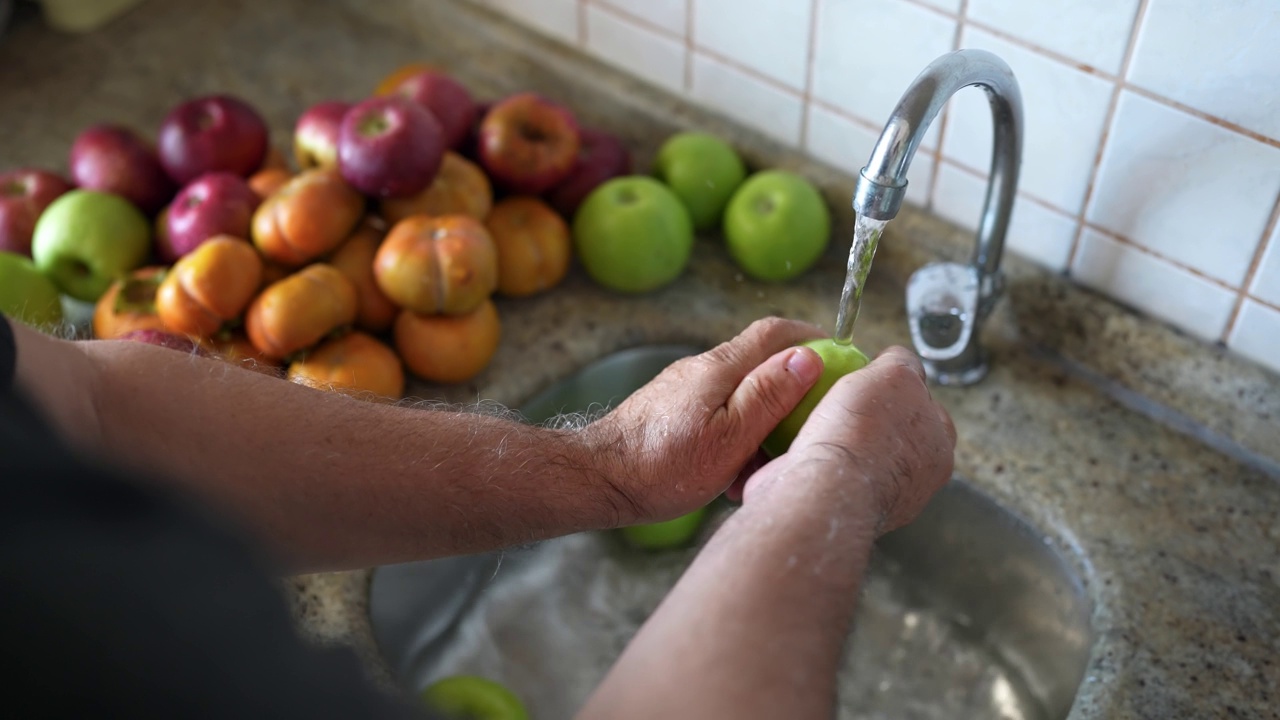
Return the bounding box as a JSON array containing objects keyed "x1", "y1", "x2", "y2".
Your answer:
[
  {"x1": 762, "y1": 338, "x2": 870, "y2": 458},
  {"x1": 620, "y1": 506, "x2": 708, "y2": 551},
  {"x1": 0, "y1": 251, "x2": 63, "y2": 328},
  {"x1": 723, "y1": 170, "x2": 829, "y2": 282},
  {"x1": 421, "y1": 675, "x2": 529, "y2": 720},
  {"x1": 654, "y1": 132, "x2": 747, "y2": 231},
  {"x1": 32, "y1": 189, "x2": 150, "y2": 302},
  {"x1": 573, "y1": 176, "x2": 694, "y2": 293}
]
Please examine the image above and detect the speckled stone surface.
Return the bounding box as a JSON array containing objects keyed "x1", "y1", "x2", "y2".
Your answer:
[{"x1": 1, "y1": 0, "x2": 1277, "y2": 717}]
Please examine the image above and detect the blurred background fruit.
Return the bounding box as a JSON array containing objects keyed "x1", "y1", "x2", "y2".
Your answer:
[
  {"x1": 394, "y1": 299, "x2": 500, "y2": 384},
  {"x1": 245, "y1": 263, "x2": 357, "y2": 360},
  {"x1": 485, "y1": 196, "x2": 570, "y2": 298},
  {"x1": 0, "y1": 168, "x2": 72, "y2": 256},
  {"x1": 0, "y1": 251, "x2": 63, "y2": 327},
  {"x1": 723, "y1": 170, "x2": 829, "y2": 282},
  {"x1": 380, "y1": 151, "x2": 492, "y2": 224},
  {"x1": 287, "y1": 331, "x2": 405, "y2": 401},
  {"x1": 572, "y1": 176, "x2": 693, "y2": 294},
  {"x1": 374, "y1": 215, "x2": 497, "y2": 315},
  {"x1": 93, "y1": 266, "x2": 166, "y2": 340},
  {"x1": 156, "y1": 236, "x2": 262, "y2": 337},
  {"x1": 32, "y1": 189, "x2": 150, "y2": 302},
  {"x1": 251, "y1": 168, "x2": 364, "y2": 266},
  {"x1": 654, "y1": 131, "x2": 746, "y2": 231}
]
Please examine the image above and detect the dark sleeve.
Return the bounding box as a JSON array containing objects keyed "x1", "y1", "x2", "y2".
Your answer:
[
  {"x1": 0, "y1": 314, "x2": 14, "y2": 393},
  {"x1": 0, "y1": 370, "x2": 431, "y2": 718}
]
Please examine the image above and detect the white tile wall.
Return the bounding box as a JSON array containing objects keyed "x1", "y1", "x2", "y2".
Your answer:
[
  {"x1": 1086, "y1": 92, "x2": 1280, "y2": 287},
  {"x1": 690, "y1": 53, "x2": 804, "y2": 145},
  {"x1": 933, "y1": 163, "x2": 1079, "y2": 272},
  {"x1": 483, "y1": 0, "x2": 579, "y2": 43},
  {"x1": 478, "y1": 0, "x2": 1280, "y2": 375},
  {"x1": 944, "y1": 27, "x2": 1113, "y2": 214},
  {"x1": 1228, "y1": 301, "x2": 1280, "y2": 370},
  {"x1": 811, "y1": 0, "x2": 955, "y2": 152},
  {"x1": 585, "y1": 5, "x2": 686, "y2": 93},
  {"x1": 693, "y1": 0, "x2": 811, "y2": 90},
  {"x1": 1073, "y1": 229, "x2": 1238, "y2": 341},
  {"x1": 967, "y1": 0, "x2": 1140, "y2": 74},
  {"x1": 597, "y1": 0, "x2": 687, "y2": 36},
  {"x1": 1250, "y1": 228, "x2": 1280, "y2": 308},
  {"x1": 1128, "y1": 0, "x2": 1280, "y2": 139}
]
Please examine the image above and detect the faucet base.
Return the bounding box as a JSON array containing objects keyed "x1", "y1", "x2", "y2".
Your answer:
[{"x1": 924, "y1": 353, "x2": 990, "y2": 387}]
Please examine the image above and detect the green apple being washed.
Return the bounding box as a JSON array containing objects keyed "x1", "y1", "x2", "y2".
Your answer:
[
  {"x1": 761, "y1": 215, "x2": 887, "y2": 457},
  {"x1": 761, "y1": 338, "x2": 870, "y2": 458},
  {"x1": 620, "y1": 506, "x2": 708, "y2": 551},
  {"x1": 421, "y1": 675, "x2": 530, "y2": 720}
]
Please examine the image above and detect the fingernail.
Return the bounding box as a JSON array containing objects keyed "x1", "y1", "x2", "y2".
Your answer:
[{"x1": 785, "y1": 347, "x2": 822, "y2": 383}]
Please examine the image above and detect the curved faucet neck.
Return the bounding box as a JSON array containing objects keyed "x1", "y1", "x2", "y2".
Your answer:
[{"x1": 851, "y1": 48, "x2": 1023, "y2": 283}]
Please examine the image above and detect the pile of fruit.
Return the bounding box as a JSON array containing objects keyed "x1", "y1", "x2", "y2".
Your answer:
[{"x1": 0, "y1": 64, "x2": 831, "y2": 401}]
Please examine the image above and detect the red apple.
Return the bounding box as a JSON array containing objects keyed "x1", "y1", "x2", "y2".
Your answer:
[
  {"x1": 158, "y1": 95, "x2": 270, "y2": 185},
  {"x1": 337, "y1": 95, "x2": 444, "y2": 198},
  {"x1": 159, "y1": 172, "x2": 260, "y2": 262},
  {"x1": 69, "y1": 125, "x2": 174, "y2": 215},
  {"x1": 0, "y1": 168, "x2": 74, "y2": 256},
  {"x1": 390, "y1": 70, "x2": 478, "y2": 150},
  {"x1": 478, "y1": 93, "x2": 580, "y2": 194},
  {"x1": 545, "y1": 128, "x2": 632, "y2": 217},
  {"x1": 460, "y1": 100, "x2": 492, "y2": 162},
  {"x1": 293, "y1": 100, "x2": 351, "y2": 170}
]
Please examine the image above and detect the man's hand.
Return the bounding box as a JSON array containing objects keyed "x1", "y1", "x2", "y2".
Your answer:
[
  {"x1": 583, "y1": 317, "x2": 826, "y2": 525},
  {"x1": 744, "y1": 345, "x2": 956, "y2": 533}
]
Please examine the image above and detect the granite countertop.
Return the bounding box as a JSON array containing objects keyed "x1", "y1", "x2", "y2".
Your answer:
[{"x1": 1, "y1": 0, "x2": 1277, "y2": 717}]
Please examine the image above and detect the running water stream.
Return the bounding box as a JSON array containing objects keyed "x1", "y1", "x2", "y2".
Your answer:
[{"x1": 833, "y1": 214, "x2": 889, "y2": 345}]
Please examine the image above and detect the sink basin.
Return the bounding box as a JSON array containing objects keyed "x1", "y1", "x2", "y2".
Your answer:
[{"x1": 370, "y1": 346, "x2": 1095, "y2": 719}]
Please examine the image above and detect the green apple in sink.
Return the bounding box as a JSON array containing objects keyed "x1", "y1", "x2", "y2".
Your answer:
[
  {"x1": 620, "y1": 506, "x2": 708, "y2": 551},
  {"x1": 762, "y1": 338, "x2": 871, "y2": 458},
  {"x1": 421, "y1": 675, "x2": 529, "y2": 720}
]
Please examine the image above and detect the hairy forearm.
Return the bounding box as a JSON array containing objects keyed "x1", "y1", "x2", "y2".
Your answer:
[
  {"x1": 15, "y1": 326, "x2": 623, "y2": 572},
  {"x1": 580, "y1": 458, "x2": 881, "y2": 719}
]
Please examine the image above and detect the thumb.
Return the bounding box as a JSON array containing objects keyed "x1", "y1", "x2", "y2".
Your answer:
[{"x1": 725, "y1": 345, "x2": 823, "y2": 446}]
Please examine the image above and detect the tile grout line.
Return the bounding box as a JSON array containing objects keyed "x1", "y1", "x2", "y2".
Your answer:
[
  {"x1": 941, "y1": 157, "x2": 1280, "y2": 312},
  {"x1": 797, "y1": 0, "x2": 821, "y2": 150},
  {"x1": 927, "y1": 0, "x2": 968, "y2": 213},
  {"x1": 1221, "y1": 190, "x2": 1280, "y2": 342},
  {"x1": 901, "y1": 0, "x2": 1280, "y2": 150},
  {"x1": 1063, "y1": 0, "x2": 1149, "y2": 275}
]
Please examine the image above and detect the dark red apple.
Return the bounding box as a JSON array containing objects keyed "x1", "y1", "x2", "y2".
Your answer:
[
  {"x1": 545, "y1": 128, "x2": 632, "y2": 217},
  {"x1": 0, "y1": 168, "x2": 74, "y2": 256},
  {"x1": 337, "y1": 95, "x2": 444, "y2": 198},
  {"x1": 460, "y1": 100, "x2": 493, "y2": 162},
  {"x1": 159, "y1": 172, "x2": 260, "y2": 262},
  {"x1": 293, "y1": 100, "x2": 351, "y2": 170},
  {"x1": 118, "y1": 328, "x2": 213, "y2": 356},
  {"x1": 69, "y1": 125, "x2": 174, "y2": 215},
  {"x1": 391, "y1": 71, "x2": 478, "y2": 150},
  {"x1": 478, "y1": 93, "x2": 581, "y2": 194},
  {"x1": 158, "y1": 95, "x2": 270, "y2": 185}
]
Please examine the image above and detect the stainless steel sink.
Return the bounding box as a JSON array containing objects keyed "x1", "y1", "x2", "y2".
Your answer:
[{"x1": 370, "y1": 346, "x2": 1095, "y2": 719}]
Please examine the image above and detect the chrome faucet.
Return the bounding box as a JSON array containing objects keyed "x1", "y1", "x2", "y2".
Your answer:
[{"x1": 852, "y1": 49, "x2": 1023, "y2": 385}]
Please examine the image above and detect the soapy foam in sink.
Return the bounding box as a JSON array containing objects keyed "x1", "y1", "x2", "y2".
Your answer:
[{"x1": 407, "y1": 527, "x2": 1045, "y2": 720}]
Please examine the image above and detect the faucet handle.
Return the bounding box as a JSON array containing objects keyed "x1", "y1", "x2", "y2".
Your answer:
[
  {"x1": 906, "y1": 262, "x2": 980, "y2": 361},
  {"x1": 906, "y1": 262, "x2": 1001, "y2": 385}
]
